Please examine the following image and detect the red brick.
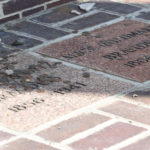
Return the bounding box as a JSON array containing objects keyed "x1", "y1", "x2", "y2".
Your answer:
[
  {"x1": 101, "y1": 101, "x2": 150, "y2": 125},
  {"x1": 71, "y1": 122, "x2": 145, "y2": 150},
  {"x1": 37, "y1": 113, "x2": 110, "y2": 142},
  {"x1": 0, "y1": 14, "x2": 19, "y2": 24},
  {"x1": 22, "y1": 6, "x2": 44, "y2": 17},
  {"x1": 121, "y1": 136, "x2": 150, "y2": 150}
]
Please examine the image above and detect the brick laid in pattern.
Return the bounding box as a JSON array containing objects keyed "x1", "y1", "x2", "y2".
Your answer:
[
  {"x1": 96, "y1": 1, "x2": 141, "y2": 14},
  {"x1": 9, "y1": 21, "x2": 69, "y2": 40},
  {"x1": 101, "y1": 101, "x2": 150, "y2": 125},
  {"x1": 37, "y1": 113, "x2": 110, "y2": 142},
  {"x1": 121, "y1": 136, "x2": 150, "y2": 150},
  {"x1": 32, "y1": 3, "x2": 85, "y2": 24},
  {"x1": 0, "y1": 31, "x2": 42, "y2": 49},
  {"x1": 71, "y1": 122, "x2": 145, "y2": 150},
  {"x1": 61, "y1": 12, "x2": 119, "y2": 30},
  {"x1": 0, "y1": 139, "x2": 58, "y2": 150}
]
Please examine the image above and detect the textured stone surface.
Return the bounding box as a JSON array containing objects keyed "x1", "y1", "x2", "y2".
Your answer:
[
  {"x1": 38, "y1": 20, "x2": 150, "y2": 82},
  {"x1": 0, "y1": 53, "x2": 131, "y2": 131},
  {"x1": 121, "y1": 136, "x2": 150, "y2": 150},
  {"x1": 0, "y1": 139, "x2": 57, "y2": 150},
  {"x1": 9, "y1": 21, "x2": 68, "y2": 40},
  {"x1": 101, "y1": 101, "x2": 150, "y2": 125},
  {"x1": 96, "y1": 1, "x2": 141, "y2": 14},
  {"x1": 71, "y1": 122, "x2": 145, "y2": 150},
  {"x1": 0, "y1": 31, "x2": 42, "y2": 49},
  {"x1": 32, "y1": 3, "x2": 85, "y2": 24},
  {"x1": 61, "y1": 12, "x2": 119, "y2": 30},
  {"x1": 37, "y1": 113, "x2": 110, "y2": 142}
]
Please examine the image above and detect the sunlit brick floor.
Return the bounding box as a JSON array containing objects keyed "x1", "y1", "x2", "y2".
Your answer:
[{"x1": 0, "y1": 0, "x2": 150, "y2": 149}]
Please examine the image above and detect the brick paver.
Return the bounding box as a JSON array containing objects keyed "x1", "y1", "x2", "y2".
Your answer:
[
  {"x1": 0, "y1": 1, "x2": 150, "y2": 150},
  {"x1": 121, "y1": 136, "x2": 150, "y2": 150},
  {"x1": 96, "y1": 2, "x2": 141, "y2": 14},
  {"x1": 9, "y1": 21, "x2": 69, "y2": 40},
  {"x1": 37, "y1": 113, "x2": 110, "y2": 142},
  {"x1": 70, "y1": 122, "x2": 145, "y2": 150},
  {"x1": 61, "y1": 12, "x2": 119, "y2": 30},
  {"x1": 0, "y1": 139, "x2": 58, "y2": 150},
  {"x1": 0, "y1": 31, "x2": 42, "y2": 49},
  {"x1": 32, "y1": 3, "x2": 85, "y2": 24},
  {"x1": 101, "y1": 101, "x2": 150, "y2": 125}
]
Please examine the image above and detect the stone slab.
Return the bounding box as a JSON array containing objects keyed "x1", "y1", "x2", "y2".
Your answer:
[
  {"x1": 32, "y1": 3, "x2": 85, "y2": 24},
  {"x1": 9, "y1": 21, "x2": 68, "y2": 40},
  {"x1": 70, "y1": 122, "x2": 145, "y2": 150},
  {"x1": 0, "y1": 139, "x2": 57, "y2": 150},
  {"x1": 61, "y1": 12, "x2": 119, "y2": 30},
  {"x1": 38, "y1": 20, "x2": 150, "y2": 82},
  {"x1": 0, "y1": 53, "x2": 131, "y2": 131},
  {"x1": 0, "y1": 31, "x2": 42, "y2": 49},
  {"x1": 96, "y1": 1, "x2": 141, "y2": 14}
]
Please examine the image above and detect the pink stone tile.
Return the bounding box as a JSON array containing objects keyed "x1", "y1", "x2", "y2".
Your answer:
[
  {"x1": 101, "y1": 101, "x2": 150, "y2": 125},
  {"x1": 0, "y1": 53, "x2": 132, "y2": 132},
  {"x1": 0, "y1": 138, "x2": 57, "y2": 150},
  {"x1": 70, "y1": 122, "x2": 145, "y2": 150},
  {"x1": 37, "y1": 113, "x2": 110, "y2": 142},
  {"x1": 38, "y1": 20, "x2": 150, "y2": 82}
]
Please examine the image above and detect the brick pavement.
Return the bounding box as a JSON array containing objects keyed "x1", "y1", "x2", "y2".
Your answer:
[{"x1": 0, "y1": 0, "x2": 150, "y2": 150}]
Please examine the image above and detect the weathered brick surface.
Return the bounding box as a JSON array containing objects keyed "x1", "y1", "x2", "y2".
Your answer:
[
  {"x1": 9, "y1": 21, "x2": 69, "y2": 40},
  {"x1": 0, "y1": 0, "x2": 74, "y2": 24},
  {"x1": 0, "y1": 139, "x2": 58, "y2": 150},
  {"x1": 3, "y1": 0, "x2": 52, "y2": 15},
  {"x1": 61, "y1": 12, "x2": 119, "y2": 30},
  {"x1": 37, "y1": 113, "x2": 110, "y2": 142},
  {"x1": 22, "y1": 6, "x2": 44, "y2": 17},
  {"x1": 0, "y1": 31, "x2": 42, "y2": 49},
  {"x1": 101, "y1": 101, "x2": 150, "y2": 125},
  {"x1": 121, "y1": 136, "x2": 150, "y2": 150},
  {"x1": 71, "y1": 122, "x2": 145, "y2": 150},
  {"x1": 32, "y1": 3, "x2": 85, "y2": 24},
  {"x1": 0, "y1": 14, "x2": 19, "y2": 24},
  {"x1": 96, "y1": 1, "x2": 140, "y2": 14}
]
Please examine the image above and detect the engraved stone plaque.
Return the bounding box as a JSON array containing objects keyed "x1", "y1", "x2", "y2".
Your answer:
[{"x1": 38, "y1": 20, "x2": 150, "y2": 82}]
